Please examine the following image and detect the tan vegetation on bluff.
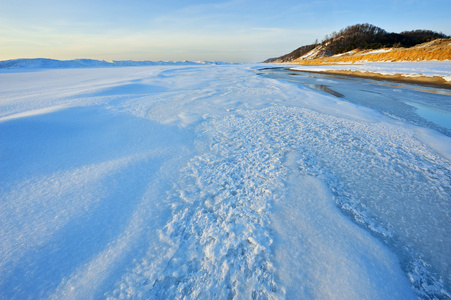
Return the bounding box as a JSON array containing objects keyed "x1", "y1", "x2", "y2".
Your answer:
[
  {"x1": 265, "y1": 24, "x2": 450, "y2": 64},
  {"x1": 295, "y1": 39, "x2": 451, "y2": 65}
]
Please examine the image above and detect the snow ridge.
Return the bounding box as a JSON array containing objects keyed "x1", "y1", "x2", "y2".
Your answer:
[
  {"x1": 2, "y1": 65, "x2": 449, "y2": 299},
  {"x1": 0, "y1": 58, "x2": 230, "y2": 70},
  {"x1": 108, "y1": 113, "x2": 288, "y2": 299},
  {"x1": 108, "y1": 103, "x2": 450, "y2": 299}
]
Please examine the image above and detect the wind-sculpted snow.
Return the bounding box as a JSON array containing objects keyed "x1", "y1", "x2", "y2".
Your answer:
[
  {"x1": 110, "y1": 105, "x2": 449, "y2": 299},
  {"x1": 0, "y1": 64, "x2": 450, "y2": 299},
  {"x1": 108, "y1": 112, "x2": 287, "y2": 299},
  {"x1": 0, "y1": 58, "x2": 230, "y2": 70}
]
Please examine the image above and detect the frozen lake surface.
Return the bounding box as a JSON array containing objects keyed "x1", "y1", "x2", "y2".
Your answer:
[
  {"x1": 258, "y1": 67, "x2": 451, "y2": 136},
  {"x1": 0, "y1": 64, "x2": 450, "y2": 299}
]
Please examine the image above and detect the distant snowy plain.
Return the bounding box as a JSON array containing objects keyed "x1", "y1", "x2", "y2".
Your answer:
[{"x1": 0, "y1": 62, "x2": 450, "y2": 299}]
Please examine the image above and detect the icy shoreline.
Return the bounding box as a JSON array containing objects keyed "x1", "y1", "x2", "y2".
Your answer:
[
  {"x1": 1, "y1": 64, "x2": 449, "y2": 299},
  {"x1": 289, "y1": 61, "x2": 451, "y2": 84}
]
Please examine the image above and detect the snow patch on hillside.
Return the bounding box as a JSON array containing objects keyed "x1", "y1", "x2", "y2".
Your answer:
[{"x1": 291, "y1": 61, "x2": 451, "y2": 81}]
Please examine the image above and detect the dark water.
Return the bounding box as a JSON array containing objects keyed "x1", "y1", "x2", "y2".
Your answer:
[{"x1": 256, "y1": 67, "x2": 451, "y2": 137}]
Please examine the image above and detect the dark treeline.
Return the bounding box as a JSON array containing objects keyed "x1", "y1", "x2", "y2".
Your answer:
[
  {"x1": 265, "y1": 24, "x2": 449, "y2": 62},
  {"x1": 322, "y1": 23, "x2": 449, "y2": 54}
]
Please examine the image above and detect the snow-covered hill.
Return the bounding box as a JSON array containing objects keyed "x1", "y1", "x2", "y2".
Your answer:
[
  {"x1": 265, "y1": 24, "x2": 450, "y2": 63},
  {"x1": 0, "y1": 58, "x2": 229, "y2": 70},
  {"x1": 294, "y1": 38, "x2": 451, "y2": 63}
]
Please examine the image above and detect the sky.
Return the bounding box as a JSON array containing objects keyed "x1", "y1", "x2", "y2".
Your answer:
[{"x1": 1, "y1": 0, "x2": 450, "y2": 62}]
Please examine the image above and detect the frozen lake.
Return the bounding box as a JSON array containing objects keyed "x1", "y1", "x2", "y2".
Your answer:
[
  {"x1": 257, "y1": 67, "x2": 451, "y2": 136},
  {"x1": 0, "y1": 64, "x2": 450, "y2": 299}
]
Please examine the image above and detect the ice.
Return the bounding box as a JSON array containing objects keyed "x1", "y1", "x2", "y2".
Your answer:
[
  {"x1": 258, "y1": 66, "x2": 451, "y2": 136},
  {"x1": 1, "y1": 64, "x2": 450, "y2": 299},
  {"x1": 0, "y1": 58, "x2": 229, "y2": 70},
  {"x1": 290, "y1": 61, "x2": 451, "y2": 81}
]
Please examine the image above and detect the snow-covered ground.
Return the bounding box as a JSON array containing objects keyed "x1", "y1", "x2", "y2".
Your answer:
[
  {"x1": 290, "y1": 61, "x2": 451, "y2": 81},
  {"x1": 0, "y1": 58, "x2": 228, "y2": 70},
  {"x1": 1, "y1": 63, "x2": 450, "y2": 299}
]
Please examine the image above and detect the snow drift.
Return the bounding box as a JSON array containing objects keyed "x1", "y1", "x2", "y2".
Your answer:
[
  {"x1": 0, "y1": 64, "x2": 449, "y2": 299},
  {"x1": 0, "y1": 58, "x2": 229, "y2": 70}
]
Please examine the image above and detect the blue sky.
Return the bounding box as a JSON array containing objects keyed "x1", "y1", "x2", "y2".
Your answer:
[{"x1": 1, "y1": 0, "x2": 450, "y2": 62}]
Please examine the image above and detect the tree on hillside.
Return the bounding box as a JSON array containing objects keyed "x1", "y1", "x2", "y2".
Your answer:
[
  {"x1": 320, "y1": 24, "x2": 450, "y2": 55},
  {"x1": 399, "y1": 30, "x2": 449, "y2": 46},
  {"x1": 265, "y1": 23, "x2": 450, "y2": 62}
]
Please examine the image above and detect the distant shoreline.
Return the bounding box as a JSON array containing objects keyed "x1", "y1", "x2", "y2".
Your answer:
[{"x1": 288, "y1": 68, "x2": 451, "y2": 90}]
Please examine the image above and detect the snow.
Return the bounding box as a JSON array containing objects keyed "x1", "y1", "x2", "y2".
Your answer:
[
  {"x1": 298, "y1": 45, "x2": 324, "y2": 60},
  {"x1": 332, "y1": 49, "x2": 358, "y2": 57},
  {"x1": 0, "y1": 58, "x2": 229, "y2": 70},
  {"x1": 363, "y1": 48, "x2": 393, "y2": 55},
  {"x1": 1, "y1": 63, "x2": 450, "y2": 299},
  {"x1": 333, "y1": 49, "x2": 392, "y2": 57},
  {"x1": 274, "y1": 174, "x2": 413, "y2": 299},
  {"x1": 290, "y1": 61, "x2": 451, "y2": 81}
]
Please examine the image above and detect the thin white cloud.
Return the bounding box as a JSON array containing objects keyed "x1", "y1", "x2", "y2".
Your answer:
[{"x1": 1, "y1": 0, "x2": 450, "y2": 61}]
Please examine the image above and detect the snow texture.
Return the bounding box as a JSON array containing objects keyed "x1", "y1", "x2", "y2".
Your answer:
[
  {"x1": 290, "y1": 61, "x2": 451, "y2": 81},
  {"x1": 0, "y1": 58, "x2": 229, "y2": 70},
  {"x1": 0, "y1": 63, "x2": 450, "y2": 299}
]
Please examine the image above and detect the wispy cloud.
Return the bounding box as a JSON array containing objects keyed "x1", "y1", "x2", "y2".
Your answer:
[{"x1": 1, "y1": 0, "x2": 450, "y2": 61}]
